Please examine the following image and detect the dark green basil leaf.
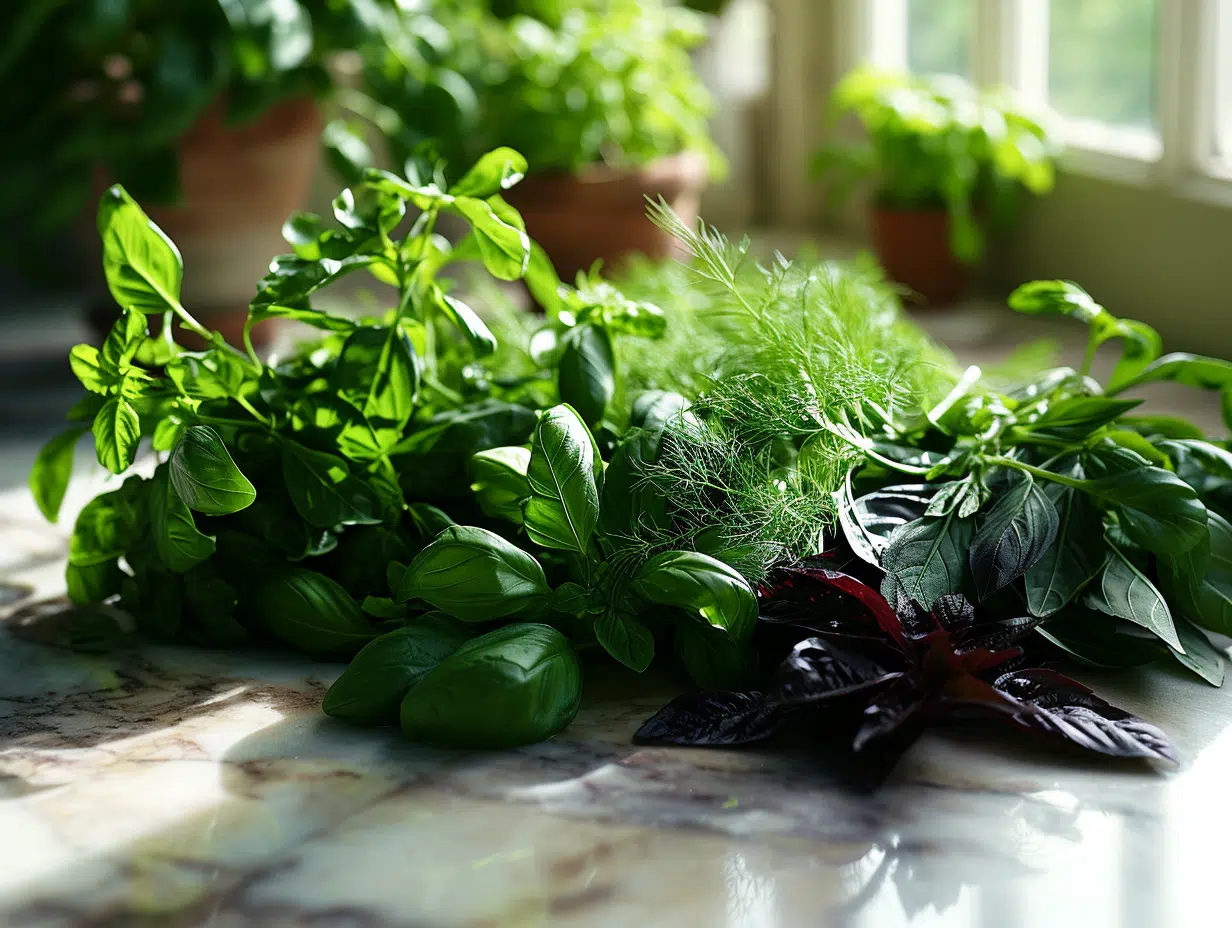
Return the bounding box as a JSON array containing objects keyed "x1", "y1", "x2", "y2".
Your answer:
[
  {"x1": 323, "y1": 615, "x2": 471, "y2": 725},
  {"x1": 1170, "y1": 619, "x2": 1225, "y2": 686},
  {"x1": 630, "y1": 391, "x2": 689, "y2": 433},
  {"x1": 1118, "y1": 415, "x2": 1207, "y2": 440},
  {"x1": 170, "y1": 426, "x2": 256, "y2": 515},
  {"x1": 281, "y1": 439, "x2": 382, "y2": 528},
  {"x1": 676, "y1": 622, "x2": 755, "y2": 690},
  {"x1": 1024, "y1": 461, "x2": 1104, "y2": 617},
  {"x1": 1036, "y1": 609, "x2": 1167, "y2": 667},
  {"x1": 92, "y1": 395, "x2": 141, "y2": 474},
  {"x1": 1080, "y1": 464, "x2": 1207, "y2": 555},
  {"x1": 66, "y1": 560, "x2": 124, "y2": 606},
  {"x1": 182, "y1": 563, "x2": 247, "y2": 647},
  {"x1": 448, "y1": 147, "x2": 528, "y2": 198},
  {"x1": 549, "y1": 582, "x2": 590, "y2": 614},
  {"x1": 523, "y1": 404, "x2": 600, "y2": 554},
  {"x1": 334, "y1": 325, "x2": 420, "y2": 426},
  {"x1": 557, "y1": 324, "x2": 615, "y2": 427},
  {"x1": 969, "y1": 472, "x2": 1058, "y2": 599},
  {"x1": 149, "y1": 464, "x2": 215, "y2": 573},
  {"x1": 595, "y1": 612, "x2": 655, "y2": 672},
  {"x1": 97, "y1": 184, "x2": 184, "y2": 314},
  {"x1": 396, "y1": 525, "x2": 549, "y2": 621},
  {"x1": 1158, "y1": 510, "x2": 1232, "y2": 636},
  {"x1": 1083, "y1": 543, "x2": 1180, "y2": 649},
  {"x1": 69, "y1": 483, "x2": 144, "y2": 566},
  {"x1": 255, "y1": 568, "x2": 376, "y2": 658},
  {"x1": 1028, "y1": 395, "x2": 1142, "y2": 438},
  {"x1": 632, "y1": 550, "x2": 757, "y2": 642},
  {"x1": 598, "y1": 427, "x2": 669, "y2": 542},
  {"x1": 1109, "y1": 352, "x2": 1232, "y2": 395},
  {"x1": 470, "y1": 445, "x2": 530, "y2": 523},
  {"x1": 399, "y1": 623, "x2": 581, "y2": 748},
  {"x1": 29, "y1": 426, "x2": 87, "y2": 522},
  {"x1": 880, "y1": 511, "x2": 974, "y2": 610}
]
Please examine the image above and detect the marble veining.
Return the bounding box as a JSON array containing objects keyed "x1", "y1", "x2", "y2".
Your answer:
[{"x1": 3, "y1": 481, "x2": 1232, "y2": 927}]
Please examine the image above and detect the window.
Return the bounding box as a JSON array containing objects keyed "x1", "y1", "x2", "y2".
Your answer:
[
  {"x1": 842, "y1": 0, "x2": 1232, "y2": 201},
  {"x1": 905, "y1": 0, "x2": 973, "y2": 79}
]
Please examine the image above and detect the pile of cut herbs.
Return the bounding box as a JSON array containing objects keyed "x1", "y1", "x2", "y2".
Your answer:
[{"x1": 30, "y1": 147, "x2": 1232, "y2": 768}]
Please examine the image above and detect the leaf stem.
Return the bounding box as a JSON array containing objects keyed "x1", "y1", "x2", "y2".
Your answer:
[
  {"x1": 235, "y1": 395, "x2": 272, "y2": 428},
  {"x1": 985, "y1": 455, "x2": 1086, "y2": 490}
]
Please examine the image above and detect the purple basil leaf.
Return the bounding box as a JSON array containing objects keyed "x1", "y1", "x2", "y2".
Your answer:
[
  {"x1": 633, "y1": 691, "x2": 783, "y2": 747},
  {"x1": 932, "y1": 593, "x2": 976, "y2": 633},
  {"x1": 958, "y1": 613, "x2": 1046, "y2": 655},
  {"x1": 774, "y1": 565, "x2": 904, "y2": 643},
  {"x1": 968, "y1": 668, "x2": 1178, "y2": 764},
  {"x1": 853, "y1": 676, "x2": 926, "y2": 751},
  {"x1": 767, "y1": 637, "x2": 903, "y2": 709}
]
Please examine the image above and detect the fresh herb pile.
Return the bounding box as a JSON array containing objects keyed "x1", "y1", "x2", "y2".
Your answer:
[{"x1": 29, "y1": 147, "x2": 1232, "y2": 767}]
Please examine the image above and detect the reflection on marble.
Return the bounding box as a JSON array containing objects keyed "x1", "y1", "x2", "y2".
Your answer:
[{"x1": 3, "y1": 482, "x2": 1232, "y2": 927}]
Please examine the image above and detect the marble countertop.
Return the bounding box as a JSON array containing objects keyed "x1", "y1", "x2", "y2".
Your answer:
[{"x1": 4, "y1": 471, "x2": 1232, "y2": 928}]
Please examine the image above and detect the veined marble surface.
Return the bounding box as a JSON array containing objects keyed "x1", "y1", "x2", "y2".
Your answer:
[{"x1": 3, "y1": 471, "x2": 1232, "y2": 928}]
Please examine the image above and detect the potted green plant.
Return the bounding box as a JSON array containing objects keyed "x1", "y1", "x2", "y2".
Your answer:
[
  {"x1": 812, "y1": 67, "x2": 1058, "y2": 305},
  {"x1": 360, "y1": 0, "x2": 725, "y2": 280},
  {"x1": 0, "y1": 0, "x2": 402, "y2": 345}
]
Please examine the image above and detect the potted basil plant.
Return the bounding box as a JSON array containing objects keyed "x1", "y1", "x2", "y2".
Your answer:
[
  {"x1": 811, "y1": 67, "x2": 1059, "y2": 305},
  {"x1": 0, "y1": 0, "x2": 403, "y2": 345},
  {"x1": 361, "y1": 0, "x2": 726, "y2": 280}
]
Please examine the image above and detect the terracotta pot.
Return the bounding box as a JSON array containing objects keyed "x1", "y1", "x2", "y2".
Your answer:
[
  {"x1": 869, "y1": 207, "x2": 969, "y2": 307},
  {"x1": 87, "y1": 97, "x2": 323, "y2": 349},
  {"x1": 503, "y1": 151, "x2": 710, "y2": 282}
]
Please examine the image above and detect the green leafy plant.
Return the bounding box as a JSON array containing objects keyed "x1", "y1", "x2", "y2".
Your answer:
[
  {"x1": 33, "y1": 154, "x2": 1232, "y2": 766},
  {"x1": 0, "y1": 0, "x2": 404, "y2": 245},
  {"x1": 356, "y1": 0, "x2": 723, "y2": 176},
  {"x1": 811, "y1": 66, "x2": 1059, "y2": 262}
]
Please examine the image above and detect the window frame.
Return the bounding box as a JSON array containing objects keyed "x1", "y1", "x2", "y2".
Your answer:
[{"x1": 834, "y1": 0, "x2": 1232, "y2": 205}]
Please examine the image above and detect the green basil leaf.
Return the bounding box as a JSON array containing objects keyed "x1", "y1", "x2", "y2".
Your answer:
[
  {"x1": 1158, "y1": 510, "x2": 1232, "y2": 636},
  {"x1": 96, "y1": 184, "x2": 184, "y2": 314},
  {"x1": 1102, "y1": 318, "x2": 1163, "y2": 390},
  {"x1": 1007, "y1": 279, "x2": 1104, "y2": 323},
  {"x1": 1171, "y1": 619, "x2": 1225, "y2": 686},
  {"x1": 1036, "y1": 609, "x2": 1167, "y2": 668},
  {"x1": 557, "y1": 323, "x2": 615, "y2": 427},
  {"x1": 92, "y1": 395, "x2": 141, "y2": 474},
  {"x1": 170, "y1": 426, "x2": 257, "y2": 515},
  {"x1": 255, "y1": 568, "x2": 376, "y2": 658},
  {"x1": 969, "y1": 472, "x2": 1058, "y2": 599},
  {"x1": 166, "y1": 351, "x2": 250, "y2": 400},
  {"x1": 400, "y1": 623, "x2": 581, "y2": 748},
  {"x1": 676, "y1": 621, "x2": 756, "y2": 690},
  {"x1": 1118, "y1": 415, "x2": 1207, "y2": 440},
  {"x1": 182, "y1": 562, "x2": 247, "y2": 647},
  {"x1": 247, "y1": 301, "x2": 358, "y2": 333},
  {"x1": 595, "y1": 612, "x2": 655, "y2": 672},
  {"x1": 432, "y1": 288, "x2": 497, "y2": 358},
  {"x1": 632, "y1": 550, "x2": 757, "y2": 642},
  {"x1": 69, "y1": 483, "x2": 144, "y2": 567},
  {"x1": 1024, "y1": 462, "x2": 1104, "y2": 617},
  {"x1": 1083, "y1": 543, "x2": 1181, "y2": 650},
  {"x1": 396, "y1": 525, "x2": 550, "y2": 621},
  {"x1": 470, "y1": 445, "x2": 531, "y2": 524},
  {"x1": 281, "y1": 439, "x2": 382, "y2": 528},
  {"x1": 630, "y1": 391, "x2": 689, "y2": 434},
  {"x1": 29, "y1": 426, "x2": 87, "y2": 522},
  {"x1": 451, "y1": 194, "x2": 530, "y2": 281},
  {"x1": 1109, "y1": 352, "x2": 1232, "y2": 396},
  {"x1": 523, "y1": 404, "x2": 600, "y2": 554},
  {"x1": 69, "y1": 344, "x2": 115, "y2": 394},
  {"x1": 1080, "y1": 464, "x2": 1207, "y2": 555},
  {"x1": 323, "y1": 616, "x2": 471, "y2": 725},
  {"x1": 334, "y1": 325, "x2": 420, "y2": 426},
  {"x1": 549, "y1": 582, "x2": 590, "y2": 614},
  {"x1": 322, "y1": 119, "x2": 374, "y2": 185},
  {"x1": 1028, "y1": 395, "x2": 1142, "y2": 438},
  {"x1": 448, "y1": 147, "x2": 528, "y2": 198},
  {"x1": 150, "y1": 464, "x2": 215, "y2": 573},
  {"x1": 880, "y1": 511, "x2": 974, "y2": 610},
  {"x1": 100, "y1": 308, "x2": 148, "y2": 370},
  {"x1": 598, "y1": 427, "x2": 669, "y2": 542},
  {"x1": 282, "y1": 210, "x2": 323, "y2": 260},
  {"x1": 66, "y1": 560, "x2": 125, "y2": 607}
]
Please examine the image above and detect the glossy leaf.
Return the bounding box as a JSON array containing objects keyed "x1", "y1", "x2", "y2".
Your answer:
[
  {"x1": 880, "y1": 511, "x2": 974, "y2": 611},
  {"x1": 969, "y1": 472, "x2": 1058, "y2": 599},
  {"x1": 557, "y1": 323, "x2": 615, "y2": 427},
  {"x1": 522, "y1": 404, "x2": 600, "y2": 554},
  {"x1": 448, "y1": 147, "x2": 527, "y2": 198},
  {"x1": 400, "y1": 623, "x2": 581, "y2": 748},
  {"x1": 1170, "y1": 619, "x2": 1226, "y2": 687},
  {"x1": 1024, "y1": 463, "x2": 1104, "y2": 617},
  {"x1": 1080, "y1": 464, "x2": 1207, "y2": 555},
  {"x1": 255, "y1": 568, "x2": 376, "y2": 659},
  {"x1": 97, "y1": 185, "x2": 183, "y2": 314},
  {"x1": 149, "y1": 465, "x2": 215, "y2": 573},
  {"x1": 633, "y1": 691, "x2": 782, "y2": 747},
  {"x1": 632, "y1": 550, "x2": 757, "y2": 642},
  {"x1": 281, "y1": 440, "x2": 382, "y2": 528},
  {"x1": 433, "y1": 289, "x2": 497, "y2": 357},
  {"x1": 92, "y1": 396, "x2": 141, "y2": 474},
  {"x1": 170, "y1": 426, "x2": 256, "y2": 515},
  {"x1": 594, "y1": 612, "x2": 655, "y2": 672},
  {"x1": 451, "y1": 194, "x2": 530, "y2": 281},
  {"x1": 323, "y1": 616, "x2": 471, "y2": 725},
  {"x1": 396, "y1": 525, "x2": 549, "y2": 621},
  {"x1": 334, "y1": 325, "x2": 420, "y2": 425},
  {"x1": 1083, "y1": 544, "x2": 1181, "y2": 650},
  {"x1": 469, "y1": 445, "x2": 531, "y2": 524}
]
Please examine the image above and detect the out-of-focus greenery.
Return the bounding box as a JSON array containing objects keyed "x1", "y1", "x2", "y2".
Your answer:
[
  {"x1": 360, "y1": 0, "x2": 723, "y2": 178},
  {"x1": 1049, "y1": 0, "x2": 1157, "y2": 129},
  {"x1": 906, "y1": 0, "x2": 973, "y2": 78},
  {"x1": 0, "y1": 1, "x2": 404, "y2": 245},
  {"x1": 812, "y1": 67, "x2": 1059, "y2": 263}
]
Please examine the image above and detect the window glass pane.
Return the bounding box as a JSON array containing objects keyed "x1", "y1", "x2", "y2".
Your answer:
[
  {"x1": 1047, "y1": 0, "x2": 1158, "y2": 129},
  {"x1": 906, "y1": 0, "x2": 973, "y2": 78},
  {"x1": 1215, "y1": 0, "x2": 1232, "y2": 162}
]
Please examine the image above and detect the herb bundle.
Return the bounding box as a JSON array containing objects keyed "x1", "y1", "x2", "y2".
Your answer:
[{"x1": 30, "y1": 149, "x2": 1232, "y2": 768}]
